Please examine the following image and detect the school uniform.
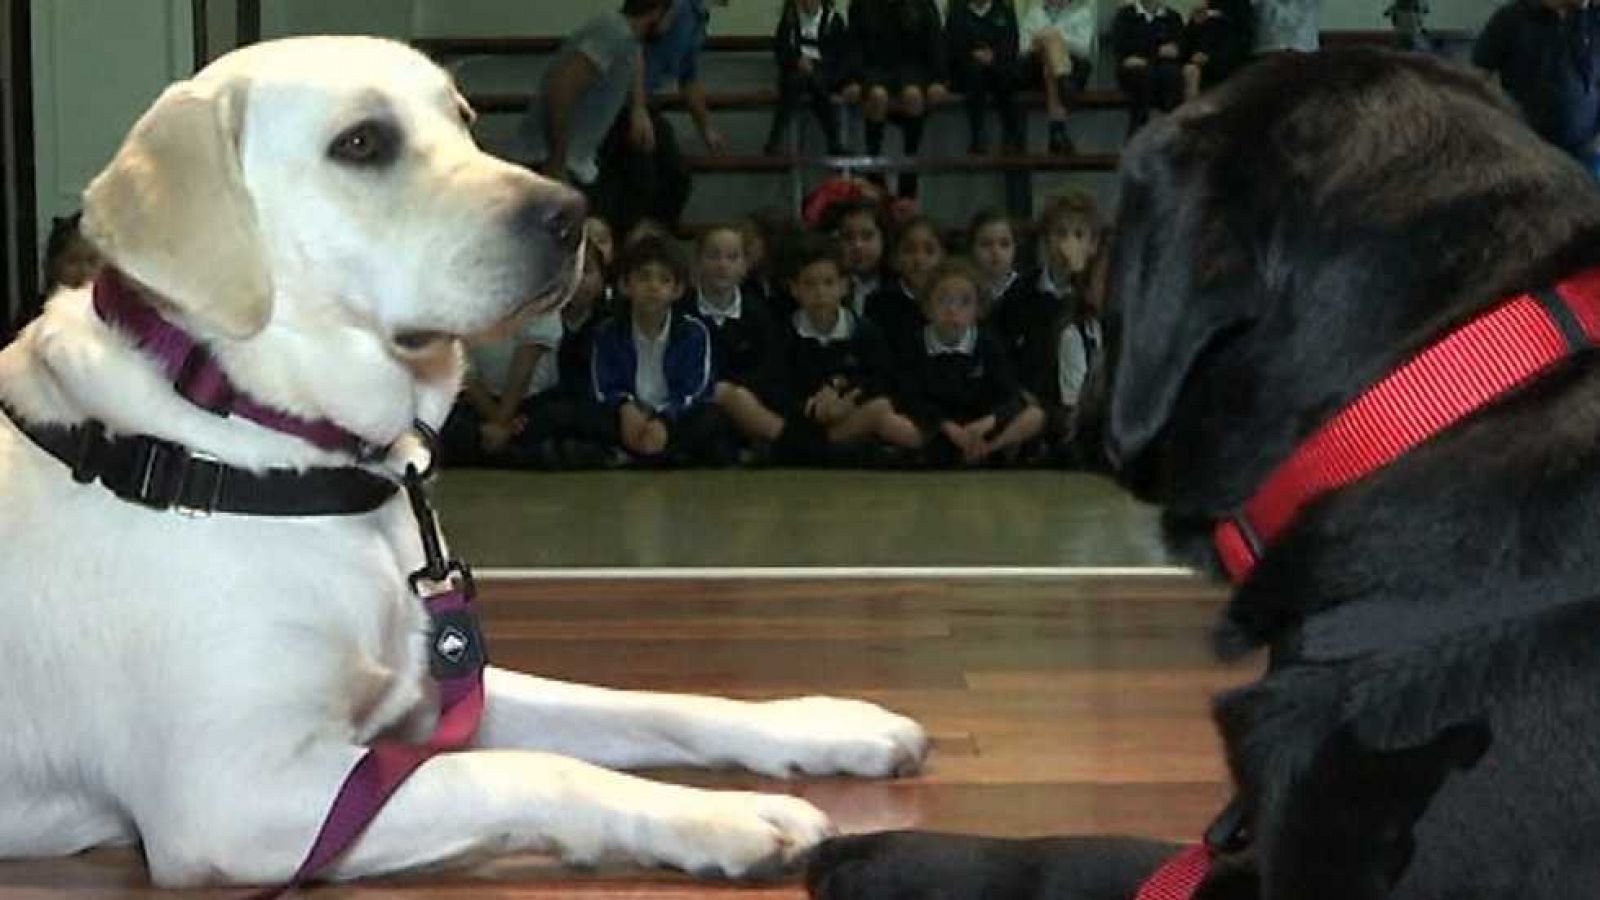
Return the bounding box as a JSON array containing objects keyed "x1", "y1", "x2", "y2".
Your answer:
[
  {"x1": 676, "y1": 286, "x2": 782, "y2": 402},
  {"x1": 861, "y1": 280, "x2": 926, "y2": 364},
  {"x1": 947, "y1": 0, "x2": 1026, "y2": 151},
  {"x1": 767, "y1": 1, "x2": 855, "y2": 153},
  {"x1": 899, "y1": 323, "x2": 1031, "y2": 463},
  {"x1": 1111, "y1": 0, "x2": 1187, "y2": 131},
  {"x1": 590, "y1": 311, "x2": 731, "y2": 464},
  {"x1": 992, "y1": 266, "x2": 1074, "y2": 407}
]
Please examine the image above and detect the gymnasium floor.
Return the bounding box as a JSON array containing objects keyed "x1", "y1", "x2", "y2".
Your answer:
[{"x1": 0, "y1": 471, "x2": 1258, "y2": 899}]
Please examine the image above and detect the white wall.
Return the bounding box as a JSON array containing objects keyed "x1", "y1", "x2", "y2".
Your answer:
[{"x1": 30, "y1": 0, "x2": 193, "y2": 247}]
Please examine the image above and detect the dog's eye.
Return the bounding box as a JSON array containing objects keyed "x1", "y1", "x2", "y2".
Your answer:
[{"x1": 328, "y1": 120, "x2": 400, "y2": 167}]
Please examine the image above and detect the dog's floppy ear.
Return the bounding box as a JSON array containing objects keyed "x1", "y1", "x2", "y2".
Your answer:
[
  {"x1": 1104, "y1": 154, "x2": 1255, "y2": 466},
  {"x1": 82, "y1": 77, "x2": 270, "y2": 340}
]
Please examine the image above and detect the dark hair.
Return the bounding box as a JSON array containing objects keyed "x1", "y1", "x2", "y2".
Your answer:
[
  {"x1": 891, "y1": 215, "x2": 945, "y2": 255},
  {"x1": 822, "y1": 196, "x2": 891, "y2": 241},
  {"x1": 967, "y1": 209, "x2": 1016, "y2": 247},
  {"x1": 783, "y1": 231, "x2": 846, "y2": 283},
  {"x1": 615, "y1": 234, "x2": 691, "y2": 287},
  {"x1": 622, "y1": 0, "x2": 672, "y2": 17},
  {"x1": 42, "y1": 212, "x2": 87, "y2": 287},
  {"x1": 919, "y1": 257, "x2": 985, "y2": 312}
]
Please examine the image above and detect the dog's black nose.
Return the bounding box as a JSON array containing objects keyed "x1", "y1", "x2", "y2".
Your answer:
[{"x1": 518, "y1": 186, "x2": 588, "y2": 251}]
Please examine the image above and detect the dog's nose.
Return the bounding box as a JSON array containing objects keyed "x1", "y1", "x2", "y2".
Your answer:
[{"x1": 518, "y1": 186, "x2": 588, "y2": 251}]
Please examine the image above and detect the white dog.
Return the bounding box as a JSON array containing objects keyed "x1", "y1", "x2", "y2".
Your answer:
[{"x1": 0, "y1": 36, "x2": 925, "y2": 888}]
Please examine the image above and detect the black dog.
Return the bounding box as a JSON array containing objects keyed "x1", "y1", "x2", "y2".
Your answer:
[{"x1": 808, "y1": 49, "x2": 1600, "y2": 900}]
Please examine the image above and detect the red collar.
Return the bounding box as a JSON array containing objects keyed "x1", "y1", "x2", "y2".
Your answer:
[
  {"x1": 92, "y1": 269, "x2": 376, "y2": 457},
  {"x1": 1214, "y1": 266, "x2": 1600, "y2": 585}
]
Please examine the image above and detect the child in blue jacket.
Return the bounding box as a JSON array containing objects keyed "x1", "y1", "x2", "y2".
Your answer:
[{"x1": 590, "y1": 235, "x2": 731, "y2": 465}]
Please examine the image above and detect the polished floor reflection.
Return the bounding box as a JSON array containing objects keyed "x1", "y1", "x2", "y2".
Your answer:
[
  {"x1": 434, "y1": 470, "x2": 1172, "y2": 568},
  {"x1": 0, "y1": 573, "x2": 1251, "y2": 899}
]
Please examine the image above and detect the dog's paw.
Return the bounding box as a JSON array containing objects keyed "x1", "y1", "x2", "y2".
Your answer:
[
  {"x1": 736, "y1": 697, "x2": 929, "y2": 778},
  {"x1": 807, "y1": 831, "x2": 999, "y2": 900},
  {"x1": 632, "y1": 788, "x2": 835, "y2": 879},
  {"x1": 808, "y1": 831, "x2": 1184, "y2": 900}
]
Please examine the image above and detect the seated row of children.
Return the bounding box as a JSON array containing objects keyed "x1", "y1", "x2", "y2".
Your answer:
[{"x1": 438, "y1": 191, "x2": 1103, "y2": 470}]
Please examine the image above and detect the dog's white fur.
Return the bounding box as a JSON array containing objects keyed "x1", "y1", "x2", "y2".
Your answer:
[{"x1": 0, "y1": 37, "x2": 926, "y2": 887}]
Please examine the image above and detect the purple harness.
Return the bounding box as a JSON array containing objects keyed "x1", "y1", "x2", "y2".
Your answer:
[{"x1": 87, "y1": 270, "x2": 488, "y2": 895}]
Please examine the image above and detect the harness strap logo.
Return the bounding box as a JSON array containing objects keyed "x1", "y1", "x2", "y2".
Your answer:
[{"x1": 435, "y1": 626, "x2": 471, "y2": 663}]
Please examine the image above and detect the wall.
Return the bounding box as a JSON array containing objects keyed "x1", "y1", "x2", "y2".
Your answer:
[{"x1": 30, "y1": 0, "x2": 193, "y2": 245}]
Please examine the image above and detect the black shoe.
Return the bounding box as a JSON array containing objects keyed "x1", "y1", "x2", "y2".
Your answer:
[{"x1": 1048, "y1": 123, "x2": 1074, "y2": 155}]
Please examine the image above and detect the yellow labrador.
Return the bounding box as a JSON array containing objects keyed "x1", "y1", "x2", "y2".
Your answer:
[{"x1": 0, "y1": 36, "x2": 925, "y2": 888}]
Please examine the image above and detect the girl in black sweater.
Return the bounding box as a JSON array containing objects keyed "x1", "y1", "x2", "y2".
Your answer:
[
  {"x1": 946, "y1": 0, "x2": 1025, "y2": 153},
  {"x1": 766, "y1": 0, "x2": 857, "y2": 155},
  {"x1": 848, "y1": 0, "x2": 949, "y2": 198},
  {"x1": 1110, "y1": 0, "x2": 1187, "y2": 134}
]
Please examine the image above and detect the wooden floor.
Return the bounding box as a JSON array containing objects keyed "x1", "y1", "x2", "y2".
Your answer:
[{"x1": 0, "y1": 574, "x2": 1255, "y2": 899}]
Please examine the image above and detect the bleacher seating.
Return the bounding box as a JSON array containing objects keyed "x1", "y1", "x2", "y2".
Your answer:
[{"x1": 420, "y1": 28, "x2": 1476, "y2": 214}]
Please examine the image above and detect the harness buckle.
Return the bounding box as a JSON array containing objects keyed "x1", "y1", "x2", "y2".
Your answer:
[{"x1": 118, "y1": 438, "x2": 226, "y2": 515}]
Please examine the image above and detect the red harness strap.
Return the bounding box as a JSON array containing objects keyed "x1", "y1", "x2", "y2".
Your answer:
[
  {"x1": 1135, "y1": 844, "x2": 1215, "y2": 900},
  {"x1": 1214, "y1": 267, "x2": 1600, "y2": 585},
  {"x1": 247, "y1": 471, "x2": 487, "y2": 899}
]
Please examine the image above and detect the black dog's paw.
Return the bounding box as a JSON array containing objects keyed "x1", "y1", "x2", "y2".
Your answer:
[
  {"x1": 807, "y1": 831, "x2": 1013, "y2": 900},
  {"x1": 806, "y1": 831, "x2": 1179, "y2": 900}
]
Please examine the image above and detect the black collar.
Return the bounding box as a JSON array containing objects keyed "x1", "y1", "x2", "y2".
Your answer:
[{"x1": 2, "y1": 405, "x2": 398, "y2": 516}]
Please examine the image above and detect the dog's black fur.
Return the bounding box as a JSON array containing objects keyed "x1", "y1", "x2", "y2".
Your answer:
[{"x1": 807, "y1": 49, "x2": 1600, "y2": 900}]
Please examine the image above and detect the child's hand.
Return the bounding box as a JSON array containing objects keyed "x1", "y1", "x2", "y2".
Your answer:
[
  {"x1": 973, "y1": 47, "x2": 995, "y2": 66},
  {"x1": 641, "y1": 419, "x2": 669, "y2": 455},
  {"x1": 480, "y1": 421, "x2": 516, "y2": 453},
  {"x1": 806, "y1": 386, "x2": 842, "y2": 422},
  {"x1": 829, "y1": 388, "x2": 863, "y2": 420},
  {"x1": 964, "y1": 419, "x2": 997, "y2": 463},
  {"x1": 1158, "y1": 42, "x2": 1180, "y2": 59}
]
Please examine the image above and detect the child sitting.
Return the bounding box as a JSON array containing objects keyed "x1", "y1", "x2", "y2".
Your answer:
[
  {"x1": 775, "y1": 232, "x2": 923, "y2": 463},
  {"x1": 947, "y1": 0, "x2": 1026, "y2": 154},
  {"x1": 994, "y1": 192, "x2": 1099, "y2": 447},
  {"x1": 824, "y1": 197, "x2": 893, "y2": 320},
  {"x1": 1182, "y1": 0, "x2": 1255, "y2": 99},
  {"x1": 1111, "y1": 0, "x2": 1186, "y2": 134},
  {"x1": 900, "y1": 258, "x2": 1043, "y2": 465},
  {"x1": 590, "y1": 235, "x2": 729, "y2": 465},
  {"x1": 864, "y1": 214, "x2": 947, "y2": 362},
  {"x1": 439, "y1": 308, "x2": 564, "y2": 468},
  {"x1": 766, "y1": 0, "x2": 856, "y2": 156},
  {"x1": 679, "y1": 224, "x2": 787, "y2": 451},
  {"x1": 1023, "y1": 0, "x2": 1099, "y2": 154},
  {"x1": 848, "y1": 0, "x2": 950, "y2": 199},
  {"x1": 967, "y1": 209, "x2": 1030, "y2": 320}
]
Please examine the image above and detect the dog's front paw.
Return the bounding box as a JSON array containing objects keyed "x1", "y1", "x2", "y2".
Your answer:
[
  {"x1": 738, "y1": 697, "x2": 929, "y2": 778},
  {"x1": 633, "y1": 788, "x2": 835, "y2": 879},
  {"x1": 807, "y1": 831, "x2": 1009, "y2": 900},
  {"x1": 808, "y1": 831, "x2": 1183, "y2": 900}
]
